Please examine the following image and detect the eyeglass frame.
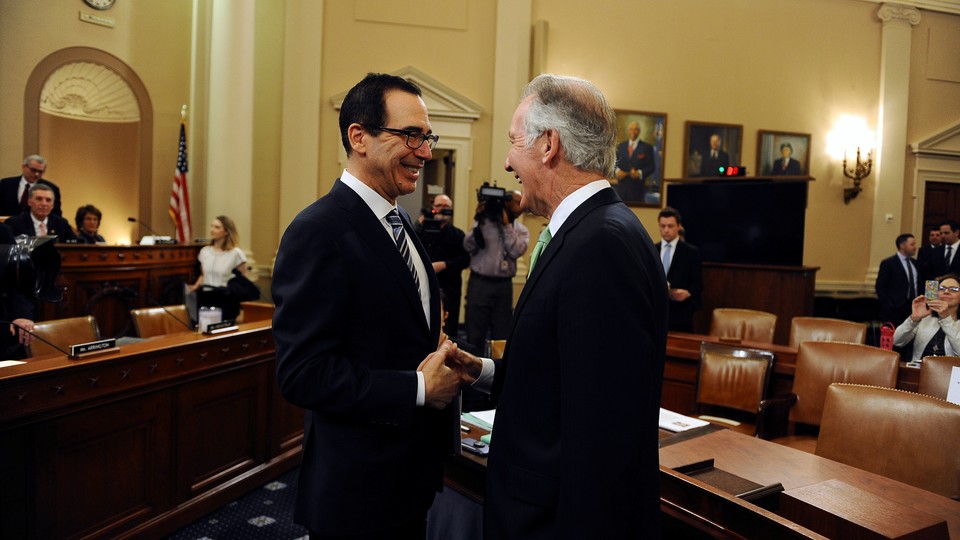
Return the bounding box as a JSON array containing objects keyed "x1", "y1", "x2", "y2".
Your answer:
[
  {"x1": 369, "y1": 126, "x2": 439, "y2": 151},
  {"x1": 938, "y1": 285, "x2": 960, "y2": 293},
  {"x1": 25, "y1": 166, "x2": 45, "y2": 175}
]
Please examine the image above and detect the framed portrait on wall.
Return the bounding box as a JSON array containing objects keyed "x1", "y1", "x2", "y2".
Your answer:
[
  {"x1": 683, "y1": 121, "x2": 743, "y2": 178},
  {"x1": 757, "y1": 130, "x2": 811, "y2": 177},
  {"x1": 612, "y1": 110, "x2": 667, "y2": 207}
]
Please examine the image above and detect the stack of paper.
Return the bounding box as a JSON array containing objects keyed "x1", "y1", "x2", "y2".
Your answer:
[{"x1": 659, "y1": 408, "x2": 710, "y2": 432}]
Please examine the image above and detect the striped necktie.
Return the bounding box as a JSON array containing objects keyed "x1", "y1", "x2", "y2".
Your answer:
[{"x1": 386, "y1": 209, "x2": 420, "y2": 291}]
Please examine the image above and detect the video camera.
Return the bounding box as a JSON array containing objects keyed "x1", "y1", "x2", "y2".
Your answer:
[
  {"x1": 420, "y1": 206, "x2": 453, "y2": 234},
  {"x1": 0, "y1": 235, "x2": 62, "y2": 302},
  {"x1": 476, "y1": 182, "x2": 513, "y2": 222}
]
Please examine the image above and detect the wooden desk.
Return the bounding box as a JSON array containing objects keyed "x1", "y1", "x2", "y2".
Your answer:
[
  {"x1": 660, "y1": 429, "x2": 960, "y2": 539},
  {"x1": 664, "y1": 332, "x2": 922, "y2": 415},
  {"x1": 0, "y1": 320, "x2": 304, "y2": 540},
  {"x1": 39, "y1": 244, "x2": 203, "y2": 338}
]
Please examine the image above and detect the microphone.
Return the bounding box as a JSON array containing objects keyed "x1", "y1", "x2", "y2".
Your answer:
[
  {"x1": 2, "y1": 320, "x2": 78, "y2": 359},
  {"x1": 128, "y1": 217, "x2": 176, "y2": 244}
]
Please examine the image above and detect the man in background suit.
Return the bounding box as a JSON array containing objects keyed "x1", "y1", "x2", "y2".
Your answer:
[
  {"x1": 455, "y1": 74, "x2": 668, "y2": 538},
  {"x1": 876, "y1": 233, "x2": 922, "y2": 324},
  {"x1": 272, "y1": 73, "x2": 463, "y2": 539},
  {"x1": 931, "y1": 220, "x2": 960, "y2": 278},
  {"x1": 916, "y1": 227, "x2": 941, "y2": 281},
  {"x1": 699, "y1": 133, "x2": 730, "y2": 176},
  {"x1": 0, "y1": 155, "x2": 62, "y2": 217},
  {"x1": 613, "y1": 121, "x2": 655, "y2": 202},
  {"x1": 769, "y1": 142, "x2": 802, "y2": 176},
  {"x1": 5, "y1": 183, "x2": 76, "y2": 243},
  {"x1": 657, "y1": 206, "x2": 703, "y2": 332}
]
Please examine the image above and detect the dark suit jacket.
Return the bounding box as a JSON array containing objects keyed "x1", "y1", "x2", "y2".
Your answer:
[
  {"x1": 699, "y1": 149, "x2": 730, "y2": 176},
  {"x1": 484, "y1": 188, "x2": 668, "y2": 539},
  {"x1": 4, "y1": 212, "x2": 76, "y2": 243},
  {"x1": 0, "y1": 177, "x2": 62, "y2": 217},
  {"x1": 769, "y1": 157, "x2": 802, "y2": 176},
  {"x1": 928, "y1": 243, "x2": 960, "y2": 279},
  {"x1": 272, "y1": 180, "x2": 450, "y2": 536},
  {"x1": 656, "y1": 239, "x2": 703, "y2": 332},
  {"x1": 613, "y1": 139, "x2": 656, "y2": 202},
  {"x1": 916, "y1": 244, "x2": 938, "y2": 281},
  {"x1": 876, "y1": 254, "x2": 922, "y2": 324}
]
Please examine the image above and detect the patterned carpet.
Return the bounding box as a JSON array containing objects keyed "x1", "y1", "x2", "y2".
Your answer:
[{"x1": 165, "y1": 468, "x2": 308, "y2": 540}]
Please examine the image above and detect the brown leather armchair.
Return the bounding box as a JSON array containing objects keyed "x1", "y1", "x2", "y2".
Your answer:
[
  {"x1": 29, "y1": 315, "x2": 100, "y2": 358},
  {"x1": 919, "y1": 355, "x2": 960, "y2": 400},
  {"x1": 709, "y1": 308, "x2": 777, "y2": 344},
  {"x1": 759, "y1": 341, "x2": 900, "y2": 452},
  {"x1": 788, "y1": 316, "x2": 867, "y2": 348},
  {"x1": 130, "y1": 305, "x2": 192, "y2": 338},
  {"x1": 695, "y1": 342, "x2": 774, "y2": 436},
  {"x1": 816, "y1": 383, "x2": 960, "y2": 500}
]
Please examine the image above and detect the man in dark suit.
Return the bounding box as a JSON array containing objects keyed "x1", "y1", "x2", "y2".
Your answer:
[
  {"x1": 876, "y1": 233, "x2": 922, "y2": 324},
  {"x1": 271, "y1": 73, "x2": 463, "y2": 539},
  {"x1": 456, "y1": 74, "x2": 668, "y2": 538},
  {"x1": 5, "y1": 183, "x2": 76, "y2": 243},
  {"x1": 656, "y1": 206, "x2": 703, "y2": 332},
  {"x1": 0, "y1": 155, "x2": 62, "y2": 217},
  {"x1": 613, "y1": 121, "x2": 655, "y2": 202},
  {"x1": 699, "y1": 133, "x2": 730, "y2": 176},
  {"x1": 414, "y1": 193, "x2": 470, "y2": 339},
  {"x1": 930, "y1": 220, "x2": 960, "y2": 278},
  {"x1": 916, "y1": 227, "x2": 941, "y2": 281},
  {"x1": 769, "y1": 142, "x2": 803, "y2": 176}
]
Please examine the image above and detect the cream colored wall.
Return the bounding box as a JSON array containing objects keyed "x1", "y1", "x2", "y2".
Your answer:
[
  {"x1": 0, "y1": 0, "x2": 193, "y2": 233},
  {"x1": 315, "y1": 0, "x2": 498, "y2": 203}
]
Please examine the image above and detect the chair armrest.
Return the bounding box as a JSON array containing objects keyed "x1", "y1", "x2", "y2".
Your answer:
[{"x1": 756, "y1": 393, "x2": 797, "y2": 440}]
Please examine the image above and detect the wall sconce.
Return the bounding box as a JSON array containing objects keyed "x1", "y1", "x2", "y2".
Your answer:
[
  {"x1": 843, "y1": 147, "x2": 872, "y2": 204},
  {"x1": 827, "y1": 115, "x2": 875, "y2": 205}
]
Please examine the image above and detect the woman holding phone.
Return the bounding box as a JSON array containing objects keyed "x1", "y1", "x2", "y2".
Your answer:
[{"x1": 893, "y1": 273, "x2": 960, "y2": 362}]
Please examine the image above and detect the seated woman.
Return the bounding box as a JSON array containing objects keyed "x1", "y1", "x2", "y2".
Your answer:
[
  {"x1": 893, "y1": 273, "x2": 960, "y2": 362},
  {"x1": 74, "y1": 205, "x2": 106, "y2": 244},
  {"x1": 187, "y1": 215, "x2": 248, "y2": 320}
]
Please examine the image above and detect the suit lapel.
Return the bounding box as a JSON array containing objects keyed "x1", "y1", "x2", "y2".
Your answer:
[
  {"x1": 331, "y1": 181, "x2": 433, "y2": 335},
  {"x1": 512, "y1": 188, "x2": 620, "y2": 318}
]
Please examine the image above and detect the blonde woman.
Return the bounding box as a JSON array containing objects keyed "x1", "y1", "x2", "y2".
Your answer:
[{"x1": 188, "y1": 215, "x2": 248, "y2": 320}]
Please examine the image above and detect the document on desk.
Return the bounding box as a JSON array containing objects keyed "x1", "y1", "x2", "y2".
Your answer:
[
  {"x1": 659, "y1": 408, "x2": 710, "y2": 432},
  {"x1": 0, "y1": 360, "x2": 26, "y2": 368},
  {"x1": 948, "y1": 366, "x2": 960, "y2": 405},
  {"x1": 462, "y1": 409, "x2": 496, "y2": 430}
]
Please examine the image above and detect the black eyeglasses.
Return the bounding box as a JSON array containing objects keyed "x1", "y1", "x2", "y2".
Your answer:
[
  {"x1": 374, "y1": 126, "x2": 439, "y2": 151},
  {"x1": 26, "y1": 166, "x2": 45, "y2": 175}
]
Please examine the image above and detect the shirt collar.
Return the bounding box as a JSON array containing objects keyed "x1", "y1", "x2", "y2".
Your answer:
[
  {"x1": 546, "y1": 179, "x2": 610, "y2": 237},
  {"x1": 340, "y1": 169, "x2": 397, "y2": 220}
]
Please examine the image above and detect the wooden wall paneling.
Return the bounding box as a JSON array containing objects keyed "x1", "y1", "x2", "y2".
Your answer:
[{"x1": 33, "y1": 391, "x2": 174, "y2": 540}]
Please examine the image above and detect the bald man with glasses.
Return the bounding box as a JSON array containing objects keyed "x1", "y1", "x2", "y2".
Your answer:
[{"x1": 0, "y1": 155, "x2": 63, "y2": 217}]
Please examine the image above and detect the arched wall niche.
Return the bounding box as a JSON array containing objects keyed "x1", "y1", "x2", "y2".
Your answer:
[{"x1": 23, "y1": 47, "x2": 153, "y2": 241}]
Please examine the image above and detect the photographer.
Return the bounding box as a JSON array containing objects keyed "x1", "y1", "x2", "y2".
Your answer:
[
  {"x1": 463, "y1": 186, "x2": 529, "y2": 356},
  {"x1": 414, "y1": 194, "x2": 470, "y2": 338},
  {"x1": 0, "y1": 222, "x2": 35, "y2": 359}
]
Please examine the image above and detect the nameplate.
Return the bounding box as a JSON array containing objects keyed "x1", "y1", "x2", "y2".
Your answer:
[
  {"x1": 204, "y1": 321, "x2": 239, "y2": 335},
  {"x1": 69, "y1": 338, "x2": 118, "y2": 358}
]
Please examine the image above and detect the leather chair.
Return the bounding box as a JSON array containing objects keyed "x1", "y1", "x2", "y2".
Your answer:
[
  {"x1": 238, "y1": 301, "x2": 275, "y2": 323},
  {"x1": 919, "y1": 355, "x2": 960, "y2": 400},
  {"x1": 695, "y1": 342, "x2": 774, "y2": 436},
  {"x1": 788, "y1": 316, "x2": 867, "y2": 348},
  {"x1": 760, "y1": 341, "x2": 899, "y2": 453},
  {"x1": 816, "y1": 383, "x2": 960, "y2": 500},
  {"x1": 29, "y1": 315, "x2": 100, "y2": 358},
  {"x1": 709, "y1": 308, "x2": 777, "y2": 344},
  {"x1": 130, "y1": 305, "x2": 192, "y2": 338}
]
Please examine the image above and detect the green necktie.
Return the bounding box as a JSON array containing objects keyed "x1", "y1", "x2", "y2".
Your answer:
[{"x1": 528, "y1": 226, "x2": 552, "y2": 277}]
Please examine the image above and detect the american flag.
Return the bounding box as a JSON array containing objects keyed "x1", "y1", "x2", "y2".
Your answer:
[{"x1": 169, "y1": 121, "x2": 192, "y2": 243}]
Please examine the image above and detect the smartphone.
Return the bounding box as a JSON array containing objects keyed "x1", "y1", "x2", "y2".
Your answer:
[{"x1": 925, "y1": 280, "x2": 939, "y2": 302}]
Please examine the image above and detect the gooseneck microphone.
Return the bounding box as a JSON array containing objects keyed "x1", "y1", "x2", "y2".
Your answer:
[
  {"x1": 127, "y1": 216, "x2": 161, "y2": 237},
  {"x1": 132, "y1": 291, "x2": 194, "y2": 331},
  {"x1": 2, "y1": 320, "x2": 78, "y2": 359}
]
